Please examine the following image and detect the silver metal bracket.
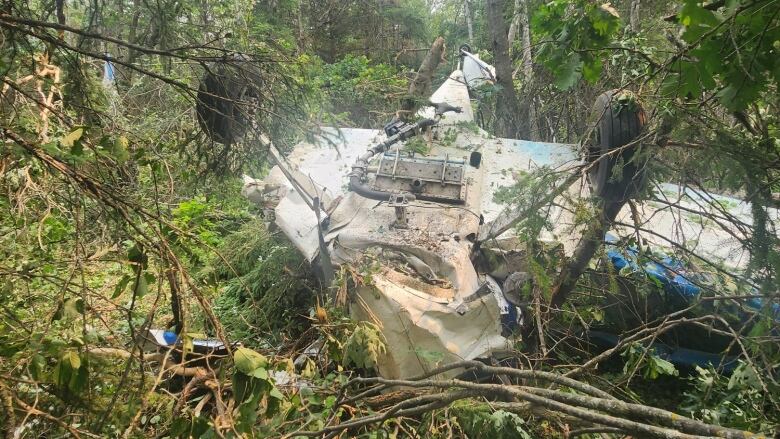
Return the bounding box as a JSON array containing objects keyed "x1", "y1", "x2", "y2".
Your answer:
[
  {"x1": 388, "y1": 193, "x2": 411, "y2": 229},
  {"x1": 374, "y1": 153, "x2": 466, "y2": 204}
]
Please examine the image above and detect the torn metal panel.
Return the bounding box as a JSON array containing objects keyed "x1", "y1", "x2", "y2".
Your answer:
[
  {"x1": 325, "y1": 193, "x2": 481, "y2": 296},
  {"x1": 275, "y1": 190, "x2": 322, "y2": 261},
  {"x1": 351, "y1": 270, "x2": 510, "y2": 379},
  {"x1": 476, "y1": 137, "x2": 580, "y2": 243}
]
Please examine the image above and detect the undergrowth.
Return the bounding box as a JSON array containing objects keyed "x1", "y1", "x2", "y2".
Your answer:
[{"x1": 206, "y1": 219, "x2": 317, "y2": 346}]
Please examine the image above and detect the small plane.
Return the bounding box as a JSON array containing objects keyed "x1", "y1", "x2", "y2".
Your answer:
[{"x1": 197, "y1": 47, "x2": 776, "y2": 379}]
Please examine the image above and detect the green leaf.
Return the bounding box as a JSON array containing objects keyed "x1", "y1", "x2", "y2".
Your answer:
[
  {"x1": 70, "y1": 357, "x2": 89, "y2": 392},
  {"x1": 132, "y1": 272, "x2": 148, "y2": 298},
  {"x1": 53, "y1": 351, "x2": 87, "y2": 392},
  {"x1": 268, "y1": 386, "x2": 284, "y2": 400},
  {"x1": 343, "y1": 322, "x2": 386, "y2": 370},
  {"x1": 717, "y1": 78, "x2": 764, "y2": 111},
  {"x1": 42, "y1": 142, "x2": 61, "y2": 156},
  {"x1": 592, "y1": 4, "x2": 619, "y2": 35},
  {"x1": 266, "y1": 386, "x2": 283, "y2": 416},
  {"x1": 61, "y1": 128, "x2": 84, "y2": 148},
  {"x1": 670, "y1": 63, "x2": 703, "y2": 98},
  {"x1": 54, "y1": 297, "x2": 85, "y2": 321},
  {"x1": 112, "y1": 136, "x2": 130, "y2": 163},
  {"x1": 323, "y1": 395, "x2": 336, "y2": 408},
  {"x1": 692, "y1": 65, "x2": 716, "y2": 92},
  {"x1": 590, "y1": 307, "x2": 604, "y2": 322},
  {"x1": 52, "y1": 363, "x2": 64, "y2": 387},
  {"x1": 747, "y1": 317, "x2": 770, "y2": 338},
  {"x1": 234, "y1": 347, "x2": 268, "y2": 375},
  {"x1": 581, "y1": 57, "x2": 603, "y2": 83},
  {"x1": 728, "y1": 362, "x2": 761, "y2": 390},
  {"x1": 232, "y1": 372, "x2": 250, "y2": 403},
  {"x1": 127, "y1": 244, "x2": 147, "y2": 266},
  {"x1": 112, "y1": 274, "x2": 132, "y2": 299},
  {"x1": 43, "y1": 337, "x2": 68, "y2": 354},
  {"x1": 251, "y1": 367, "x2": 269, "y2": 380},
  {"x1": 236, "y1": 387, "x2": 262, "y2": 432},
  {"x1": 553, "y1": 54, "x2": 582, "y2": 90},
  {"x1": 170, "y1": 415, "x2": 210, "y2": 438},
  {"x1": 62, "y1": 350, "x2": 81, "y2": 370},
  {"x1": 648, "y1": 356, "x2": 678, "y2": 378},
  {"x1": 70, "y1": 141, "x2": 84, "y2": 157},
  {"x1": 30, "y1": 354, "x2": 46, "y2": 380},
  {"x1": 679, "y1": 1, "x2": 720, "y2": 42}
]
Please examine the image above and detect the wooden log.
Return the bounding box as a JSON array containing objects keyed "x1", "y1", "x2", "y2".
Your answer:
[{"x1": 398, "y1": 36, "x2": 446, "y2": 121}]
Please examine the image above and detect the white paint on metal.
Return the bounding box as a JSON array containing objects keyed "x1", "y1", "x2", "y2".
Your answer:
[
  {"x1": 461, "y1": 50, "x2": 496, "y2": 89},
  {"x1": 416, "y1": 69, "x2": 475, "y2": 125}
]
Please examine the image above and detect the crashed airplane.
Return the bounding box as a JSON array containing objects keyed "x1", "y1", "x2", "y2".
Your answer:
[{"x1": 196, "y1": 47, "x2": 777, "y2": 379}]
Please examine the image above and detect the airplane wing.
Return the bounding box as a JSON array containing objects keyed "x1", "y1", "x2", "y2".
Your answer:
[{"x1": 245, "y1": 54, "x2": 773, "y2": 272}]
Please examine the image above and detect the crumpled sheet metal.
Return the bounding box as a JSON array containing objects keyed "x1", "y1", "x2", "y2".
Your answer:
[
  {"x1": 252, "y1": 129, "x2": 379, "y2": 261},
  {"x1": 326, "y1": 193, "x2": 481, "y2": 296},
  {"x1": 275, "y1": 190, "x2": 321, "y2": 262},
  {"x1": 351, "y1": 271, "x2": 511, "y2": 379},
  {"x1": 242, "y1": 107, "x2": 579, "y2": 380}
]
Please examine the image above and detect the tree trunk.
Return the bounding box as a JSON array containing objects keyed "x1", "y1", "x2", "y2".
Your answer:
[
  {"x1": 486, "y1": 0, "x2": 527, "y2": 139},
  {"x1": 399, "y1": 36, "x2": 446, "y2": 121},
  {"x1": 518, "y1": 0, "x2": 538, "y2": 140},
  {"x1": 55, "y1": 0, "x2": 66, "y2": 32},
  {"x1": 549, "y1": 201, "x2": 624, "y2": 308},
  {"x1": 507, "y1": 0, "x2": 521, "y2": 55},
  {"x1": 629, "y1": 0, "x2": 641, "y2": 33},
  {"x1": 745, "y1": 164, "x2": 776, "y2": 291},
  {"x1": 733, "y1": 112, "x2": 776, "y2": 290},
  {"x1": 464, "y1": 0, "x2": 474, "y2": 45},
  {"x1": 166, "y1": 266, "x2": 185, "y2": 334},
  {"x1": 296, "y1": 0, "x2": 306, "y2": 54}
]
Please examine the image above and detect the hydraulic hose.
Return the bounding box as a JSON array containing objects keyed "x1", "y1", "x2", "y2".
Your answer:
[
  {"x1": 348, "y1": 175, "x2": 415, "y2": 202},
  {"x1": 347, "y1": 118, "x2": 437, "y2": 201}
]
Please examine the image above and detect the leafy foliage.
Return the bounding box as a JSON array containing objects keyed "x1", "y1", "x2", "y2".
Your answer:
[
  {"x1": 342, "y1": 321, "x2": 386, "y2": 370},
  {"x1": 621, "y1": 343, "x2": 679, "y2": 380},
  {"x1": 312, "y1": 55, "x2": 410, "y2": 127},
  {"x1": 534, "y1": 1, "x2": 622, "y2": 89},
  {"x1": 1, "y1": 0, "x2": 779, "y2": 437},
  {"x1": 208, "y1": 219, "x2": 316, "y2": 343},
  {"x1": 450, "y1": 401, "x2": 533, "y2": 439},
  {"x1": 681, "y1": 363, "x2": 779, "y2": 433},
  {"x1": 670, "y1": 0, "x2": 780, "y2": 111},
  {"x1": 492, "y1": 167, "x2": 565, "y2": 240}
]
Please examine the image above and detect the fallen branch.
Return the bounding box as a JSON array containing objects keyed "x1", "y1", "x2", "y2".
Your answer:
[
  {"x1": 12, "y1": 395, "x2": 102, "y2": 438},
  {"x1": 297, "y1": 360, "x2": 765, "y2": 439},
  {"x1": 398, "y1": 36, "x2": 446, "y2": 120}
]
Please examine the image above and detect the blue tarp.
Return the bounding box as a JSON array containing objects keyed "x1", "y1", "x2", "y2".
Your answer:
[
  {"x1": 598, "y1": 234, "x2": 779, "y2": 373},
  {"x1": 604, "y1": 233, "x2": 779, "y2": 318},
  {"x1": 587, "y1": 330, "x2": 739, "y2": 373},
  {"x1": 103, "y1": 53, "x2": 116, "y2": 83},
  {"x1": 605, "y1": 237, "x2": 700, "y2": 300}
]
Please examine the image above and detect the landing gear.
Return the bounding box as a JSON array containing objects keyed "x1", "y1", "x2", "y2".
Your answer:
[
  {"x1": 196, "y1": 56, "x2": 263, "y2": 145},
  {"x1": 551, "y1": 90, "x2": 649, "y2": 308},
  {"x1": 585, "y1": 89, "x2": 647, "y2": 202}
]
